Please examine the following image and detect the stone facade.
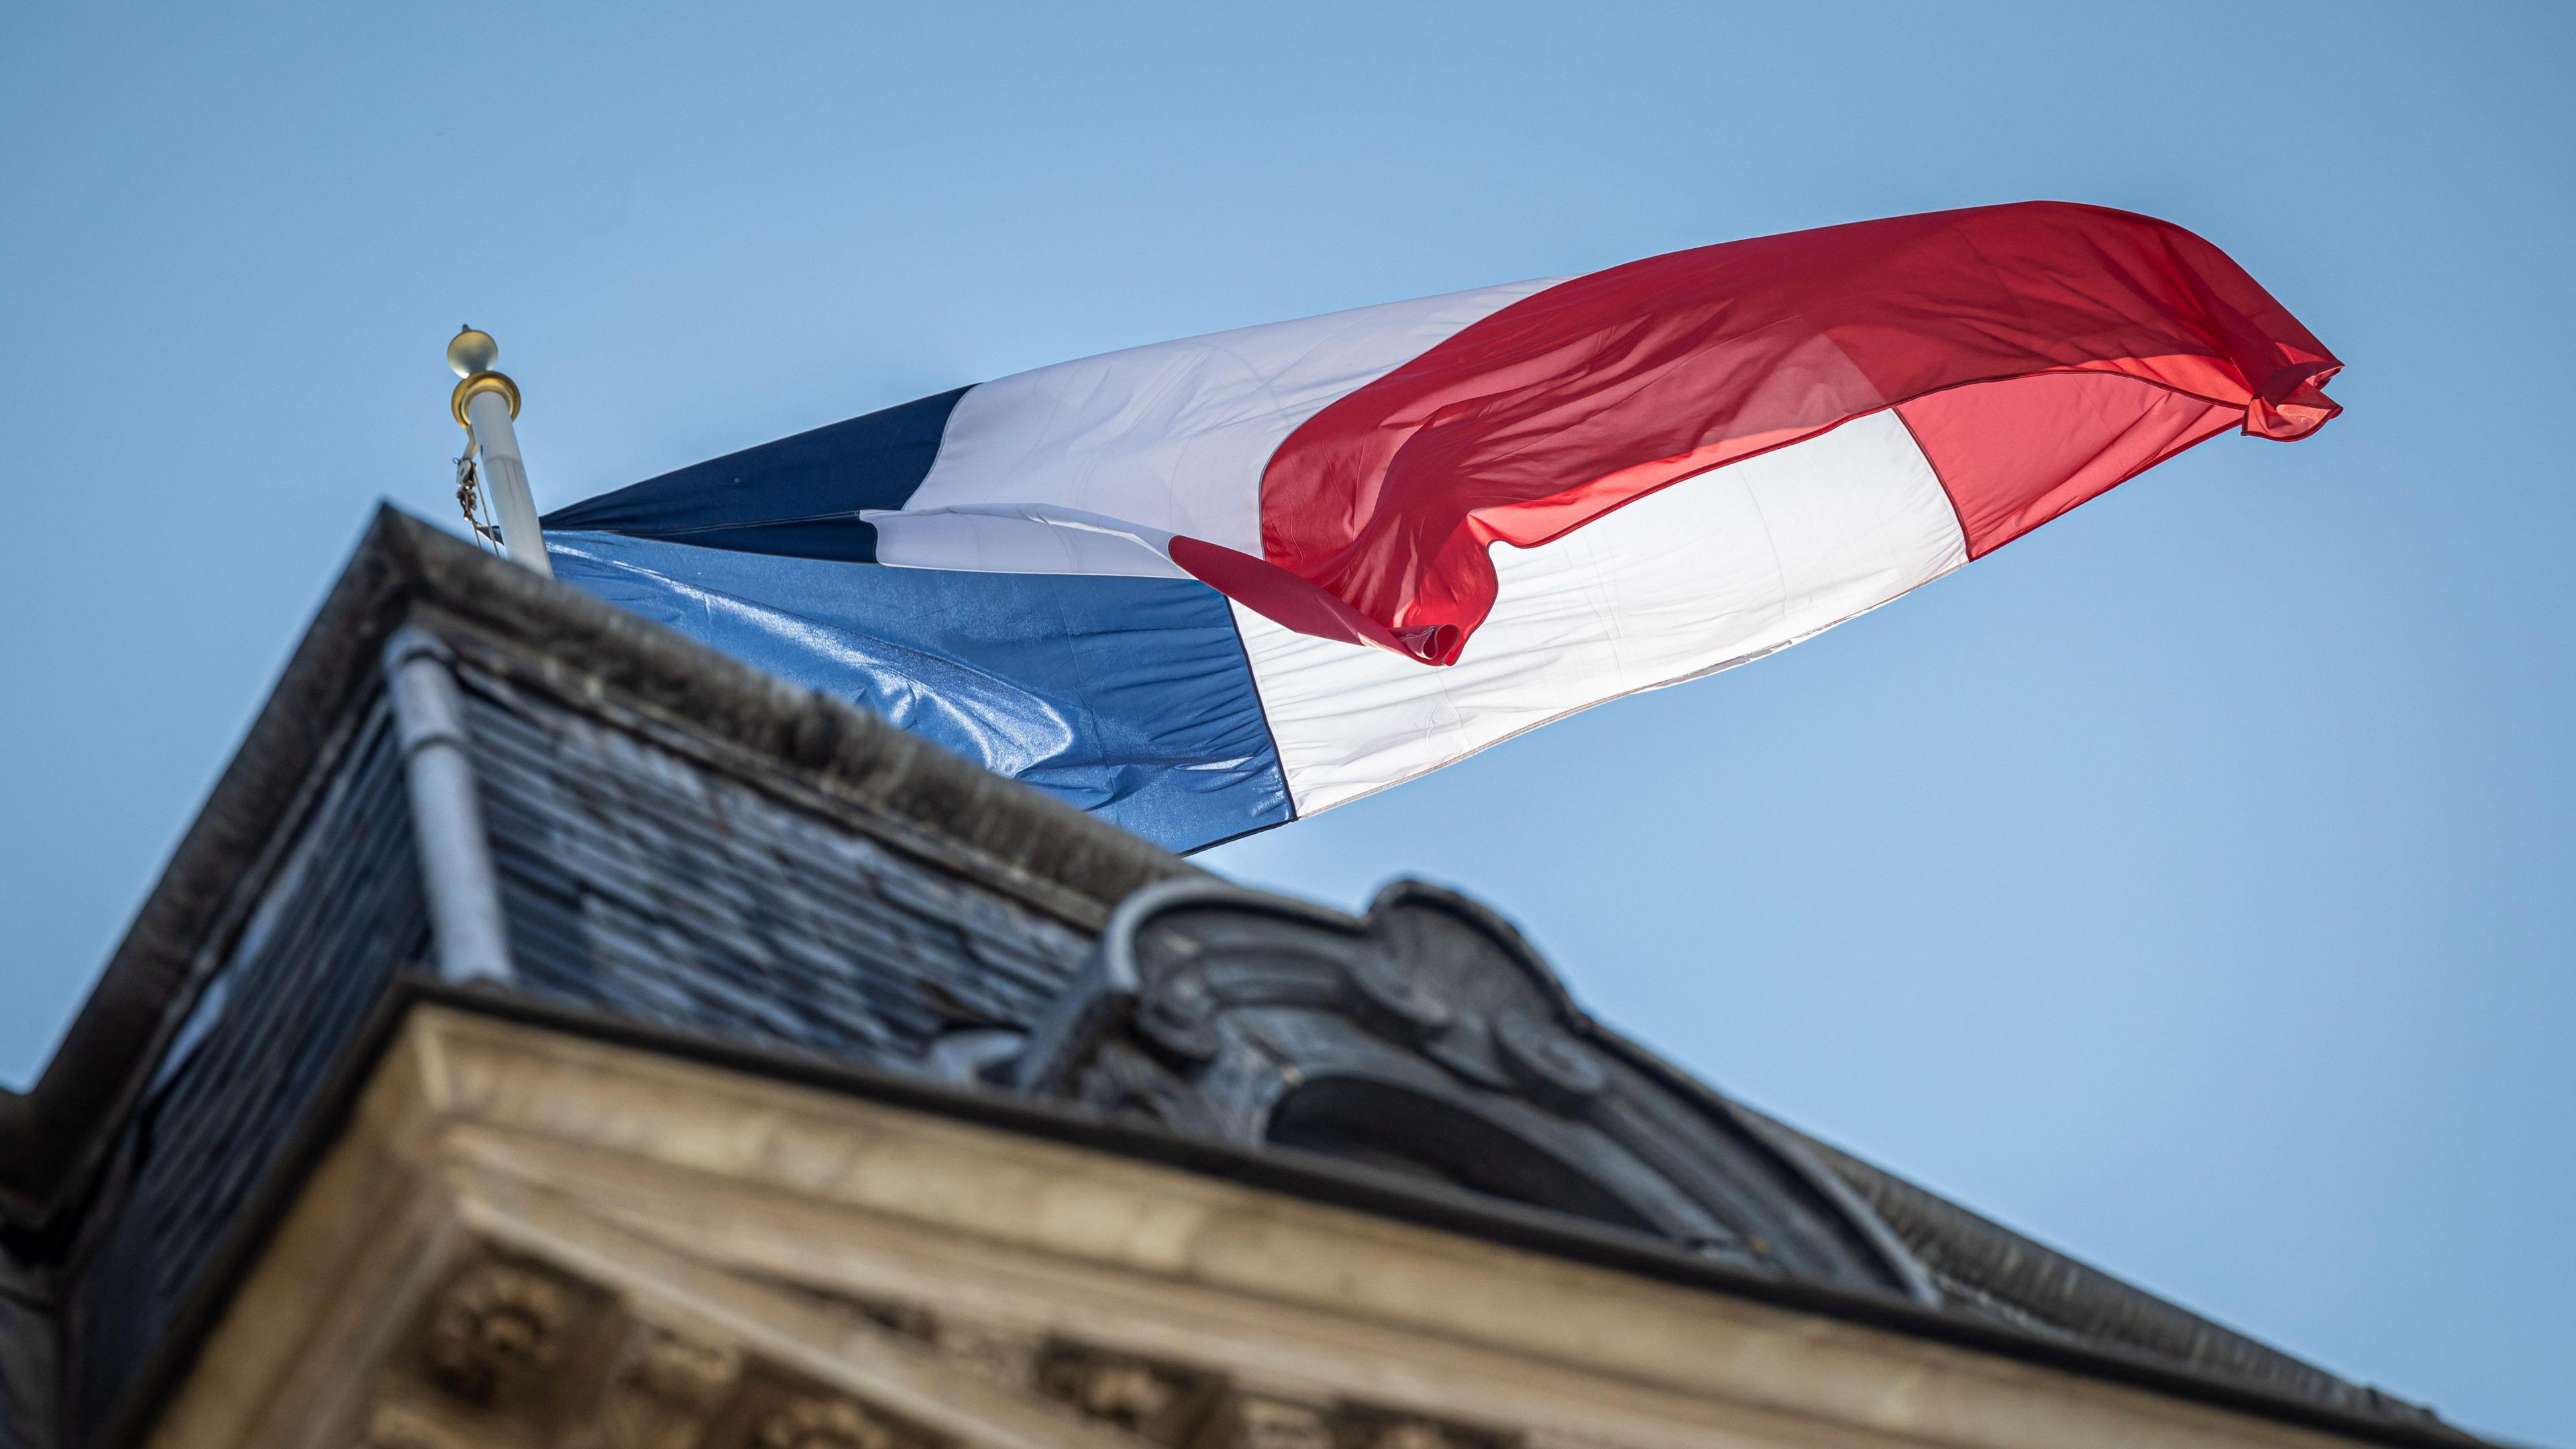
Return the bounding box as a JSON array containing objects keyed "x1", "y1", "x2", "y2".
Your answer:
[{"x1": 156, "y1": 1010, "x2": 2410, "y2": 1449}]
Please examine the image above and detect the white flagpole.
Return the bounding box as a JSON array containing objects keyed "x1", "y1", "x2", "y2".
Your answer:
[{"x1": 446, "y1": 327, "x2": 553, "y2": 578}]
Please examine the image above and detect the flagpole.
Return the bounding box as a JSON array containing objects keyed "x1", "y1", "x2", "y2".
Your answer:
[{"x1": 446, "y1": 327, "x2": 553, "y2": 578}]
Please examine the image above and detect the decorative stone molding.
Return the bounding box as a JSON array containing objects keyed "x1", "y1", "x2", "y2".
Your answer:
[
  {"x1": 1222, "y1": 1397, "x2": 1334, "y2": 1449},
  {"x1": 425, "y1": 1262, "x2": 572, "y2": 1401},
  {"x1": 1009, "y1": 877, "x2": 1929, "y2": 1299},
  {"x1": 753, "y1": 1395, "x2": 933, "y2": 1449},
  {"x1": 1354, "y1": 1423, "x2": 1464, "y2": 1449},
  {"x1": 1338, "y1": 1411, "x2": 1509, "y2": 1449},
  {"x1": 144, "y1": 1009, "x2": 2418, "y2": 1449},
  {"x1": 623, "y1": 1330, "x2": 740, "y2": 1413},
  {"x1": 1034, "y1": 1345, "x2": 1216, "y2": 1444},
  {"x1": 922, "y1": 1319, "x2": 1040, "y2": 1391},
  {"x1": 358, "y1": 1402, "x2": 481, "y2": 1449},
  {"x1": 583, "y1": 1328, "x2": 742, "y2": 1449}
]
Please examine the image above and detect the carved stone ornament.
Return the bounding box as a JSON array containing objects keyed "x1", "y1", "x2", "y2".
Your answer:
[
  {"x1": 755, "y1": 1395, "x2": 930, "y2": 1449},
  {"x1": 1003, "y1": 878, "x2": 1935, "y2": 1301},
  {"x1": 623, "y1": 1330, "x2": 740, "y2": 1411},
  {"x1": 1370, "y1": 1413, "x2": 1473, "y2": 1433},
  {"x1": 1035, "y1": 1345, "x2": 1214, "y2": 1443},
  {"x1": 924, "y1": 1318, "x2": 1040, "y2": 1389},
  {"x1": 1361, "y1": 1422, "x2": 1467, "y2": 1449},
  {"x1": 584, "y1": 1328, "x2": 743, "y2": 1449},
  {"x1": 1224, "y1": 1396, "x2": 1334, "y2": 1449},
  {"x1": 427, "y1": 1261, "x2": 572, "y2": 1400},
  {"x1": 1335, "y1": 1406, "x2": 1528, "y2": 1449},
  {"x1": 358, "y1": 1403, "x2": 468, "y2": 1449}
]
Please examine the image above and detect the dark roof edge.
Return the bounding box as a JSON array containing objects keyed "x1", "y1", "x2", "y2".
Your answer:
[
  {"x1": 1352, "y1": 880, "x2": 1945, "y2": 1307},
  {"x1": 0, "y1": 506, "x2": 1191, "y2": 1229},
  {"x1": 0, "y1": 510, "x2": 415, "y2": 1232},
  {"x1": 138, "y1": 979, "x2": 2486, "y2": 1449},
  {"x1": 1762, "y1": 1118, "x2": 2455, "y2": 1436},
  {"x1": 1197, "y1": 881, "x2": 2448, "y2": 1440}
]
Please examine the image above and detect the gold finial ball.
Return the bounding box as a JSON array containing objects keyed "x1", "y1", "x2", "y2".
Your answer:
[{"x1": 447, "y1": 325, "x2": 499, "y2": 378}]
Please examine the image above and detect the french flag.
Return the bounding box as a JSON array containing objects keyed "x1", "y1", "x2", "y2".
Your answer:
[{"x1": 545, "y1": 202, "x2": 2341, "y2": 853}]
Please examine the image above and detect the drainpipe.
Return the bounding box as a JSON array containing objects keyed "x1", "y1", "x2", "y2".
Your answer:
[{"x1": 382, "y1": 626, "x2": 513, "y2": 984}]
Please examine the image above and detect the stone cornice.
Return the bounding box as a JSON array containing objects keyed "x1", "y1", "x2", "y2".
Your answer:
[{"x1": 138, "y1": 1001, "x2": 2457, "y2": 1449}]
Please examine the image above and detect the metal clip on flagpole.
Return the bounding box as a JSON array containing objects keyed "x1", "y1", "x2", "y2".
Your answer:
[{"x1": 446, "y1": 326, "x2": 553, "y2": 578}]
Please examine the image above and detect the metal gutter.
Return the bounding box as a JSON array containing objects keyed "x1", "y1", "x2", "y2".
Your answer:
[
  {"x1": 381, "y1": 627, "x2": 512, "y2": 985},
  {"x1": 1774, "y1": 1123, "x2": 2445, "y2": 1434}
]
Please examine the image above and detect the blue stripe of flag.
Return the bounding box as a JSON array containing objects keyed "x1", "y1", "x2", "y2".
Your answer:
[
  {"x1": 544, "y1": 387, "x2": 970, "y2": 562},
  {"x1": 546, "y1": 530, "x2": 1291, "y2": 851}
]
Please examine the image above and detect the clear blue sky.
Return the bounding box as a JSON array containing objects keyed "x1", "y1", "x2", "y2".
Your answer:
[{"x1": 4, "y1": 4, "x2": 2567, "y2": 1442}]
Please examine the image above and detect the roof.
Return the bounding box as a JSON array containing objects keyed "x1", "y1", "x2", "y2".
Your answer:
[{"x1": 0, "y1": 508, "x2": 2485, "y2": 1449}]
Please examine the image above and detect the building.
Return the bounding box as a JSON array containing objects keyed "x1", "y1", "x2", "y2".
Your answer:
[{"x1": 0, "y1": 511, "x2": 2485, "y2": 1449}]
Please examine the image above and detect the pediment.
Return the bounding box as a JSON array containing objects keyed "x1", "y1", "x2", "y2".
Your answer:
[{"x1": 1002, "y1": 879, "x2": 1925, "y2": 1297}]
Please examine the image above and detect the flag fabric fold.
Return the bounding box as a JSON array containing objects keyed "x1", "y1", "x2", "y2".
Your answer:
[{"x1": 546, "y1": 201, "x2": 2340, "y2": 852}]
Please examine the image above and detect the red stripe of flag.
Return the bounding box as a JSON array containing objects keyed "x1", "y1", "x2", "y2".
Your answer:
[{"x1": 1245, "y1": 201, "x2": 2339, "y2": 664}]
